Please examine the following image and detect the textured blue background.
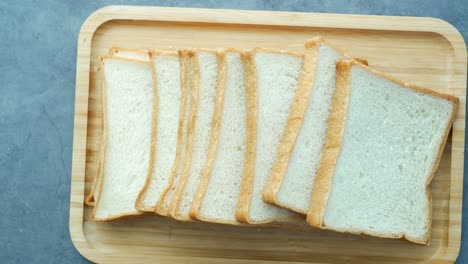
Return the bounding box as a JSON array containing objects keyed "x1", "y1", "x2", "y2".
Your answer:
[{"x1": 0, "y1": 1, "x2": 466, "y2": 263}]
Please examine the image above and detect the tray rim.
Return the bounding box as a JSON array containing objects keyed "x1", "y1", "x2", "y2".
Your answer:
[{"x1": 70, "y1": 5, "x2": 467, "y2": 263}]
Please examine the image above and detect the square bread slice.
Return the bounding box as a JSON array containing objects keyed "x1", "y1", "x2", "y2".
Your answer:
[
  {"x1": 236, "y1": 48, "x2": 304, "y2": 224},
  {"x1": 167, "y1": 49, "x2": 226, "y2": 221},
  {"x1": 91, "y1": 56, "x2": 155, "y2": 221},
  {"x1": 189, "y1": 49, "x2": 247, "y2": 225},
  {"x1": 307, "y1": 60, "x2": 458, "y2": 244},
  {"x1": 85, "y1": 47, "x2": 150, "y2": 207},
  {"x1": 263, "y1": 38, "x2": 368, "y2": 214},
  {"x1": 136, "y1": 50, "x2": 190, "y2": 214}
]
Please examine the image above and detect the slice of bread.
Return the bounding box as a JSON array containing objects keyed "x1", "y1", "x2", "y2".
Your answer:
[
  {"x1": 153, "y1": 50, "x2": 197, "y2": 216},
  {"x1": 189, "y1": 50, "x2": 247, "y2": 225},
  {"x1": 236, "y1": 49, "x2": 303, "y2": 224},
  {"x1": 136, "y1": 50, "x2": 188, "y2": 214},
  {"x1": 263, "y1": 38, "x2": 367, "y2": 214},
  {"x1": 91, "y1": 56, "x2": 155, "y2": 221},
  {"x1": 168, "y1": 50, "x2": 226, "y2": 221},
  {"x1": 307, "y1": 60, "x2": 458, "y2": 244},
  {"x1": 86, "y1": 48, "x2": 150, "y2": 207}
]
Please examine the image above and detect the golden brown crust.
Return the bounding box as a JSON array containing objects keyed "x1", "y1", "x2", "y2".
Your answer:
[
  {"x1": 85, "y1": 63, "x2": 104, "y2": 206},
  {"x1": 304, "y1": 36, "x2": 324, "y2": 49},
  {"x1": 353, "y1": 58, "x2": 368, "y2": 66},
  {"x1": 108, "y1": 46, "x2": 151, "y2": 58},
  {"x1": 235, "y1": 51, "x2": 257, "y2": 223},
  {"x1": 222, "y1": 48, "x2": 246, "y2": 54},
  {"x1": 306, "y1": 60, "x2": 352, "y2": 227},
  {"x1": 196, "y1": 216, "x2": 250, "y2": 226},
  {"x1": 306, "y1": 60, "x2": 458, "y2": 245},
  {"x1": 305, "y1": 37, "x2": 369, "y2": 66},
  {"x1": 252, "y1": 47, "x2": 304, "y2": 58},
  {"x1": 262, "y1": 39, "x2": 320, "y2": 215},
  {"x1": 85, "y1": 138, "x2": 104, "y2": 206},
  {"x1": 189, "y1": 51, "x2": 228, "y2": 221},
  {"x1": 91, "y1": 56, "x2": 152, "y2": 221},
  {"x1": 351, "y1": 61, "x2": 459, "y2": 103},
  {"x1": 150, "y1": 49, "x2": 178, "y2": 57},
  {"x1": 168, "y1": 50, "x2": 199, "y2": 221}
]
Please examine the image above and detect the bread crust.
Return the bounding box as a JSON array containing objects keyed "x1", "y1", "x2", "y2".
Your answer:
[
  {"x1": 353, "y1": 58, "x2": 368, "y2": 66},
  {"x1": 189, "y1": 49, "x2": 246, "y2": 225},
  {"x1": 85, "y1": 62, "x2": 104, "y2": 206},
  {"x1": 306, "y1": 60, "x2": 458, "y2": 245},
  {"x1": 252, "y1": 47, "x2": 304, "y2": 58},
  {"x1": 235, "y1": 51, "x2": 257, "y2": 223},
  {"x1": 108, "y1": 46, "x2": 151, "y2": 59},
  {"x1": 151, "y1": 49, "x2": 178, "y2": 57},
  {"x1": 262, "y1": 37, "x2": 370, "y2": 215},
  {"x1": 91, "y1": 56, "x2": 153, "y2": 221}
]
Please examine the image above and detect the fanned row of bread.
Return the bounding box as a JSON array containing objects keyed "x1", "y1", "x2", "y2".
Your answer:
[{"x1": 86, "y1": 37, "x2": 458, "y2": 245}]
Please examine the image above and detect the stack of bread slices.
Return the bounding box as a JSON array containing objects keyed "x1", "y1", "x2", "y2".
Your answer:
[{"x1": 86, "y1": 37, "x2": 458, "y2": 245}]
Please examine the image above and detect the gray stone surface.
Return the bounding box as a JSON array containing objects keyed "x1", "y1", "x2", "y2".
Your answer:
[{"x1": 0, "y1": 0, "x2": 466, "y2": 263}]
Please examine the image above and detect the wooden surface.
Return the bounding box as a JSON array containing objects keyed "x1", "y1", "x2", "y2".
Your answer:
[{"x1": 70, "y1": 5, "x2": 467, "y2": 263}]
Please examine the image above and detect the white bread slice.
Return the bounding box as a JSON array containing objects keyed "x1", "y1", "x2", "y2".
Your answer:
[
  {"x1": 307, "y1": 60, "x2": 458, "y2": 245},
  {"x1": 136, "y1": 50, "x2": 188, "y2": 214},
  {"x1": 189, "y1": 50, "x2": 247, "y2": 225},
  {"x1": 168, "y1": 50, "x2": 226, "y2": 221},
  {"x1": 91, "y1": 56, "x2": 155, "y2": 221},
  {"x1": 86, "y1": 48, "x2": 151, "y2": 207},
  {"x1": 263, "y1": 38, "x2": 367, "y2": 214},
  {"x1": 236, "y1": 49, "x2": 303, "y2": 224}
]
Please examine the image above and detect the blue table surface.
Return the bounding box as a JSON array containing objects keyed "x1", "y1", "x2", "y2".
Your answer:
[{"x1": 1, "y1": 0, "x2": 466, "y2": 263}]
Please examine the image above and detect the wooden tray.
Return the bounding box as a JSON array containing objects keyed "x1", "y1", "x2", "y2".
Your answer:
[{"x1": 70, "y1": 5, "x2": 467, "y2": 263}]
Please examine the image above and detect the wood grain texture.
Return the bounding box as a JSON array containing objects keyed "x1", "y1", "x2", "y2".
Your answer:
[{"x1": 70, "y1": 5, "x2": 466, "y2": 263}]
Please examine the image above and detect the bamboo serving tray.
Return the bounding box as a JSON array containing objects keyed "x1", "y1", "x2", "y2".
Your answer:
[{"x1": 70, "y1": 5, "x2": 466, "y2": 263}]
